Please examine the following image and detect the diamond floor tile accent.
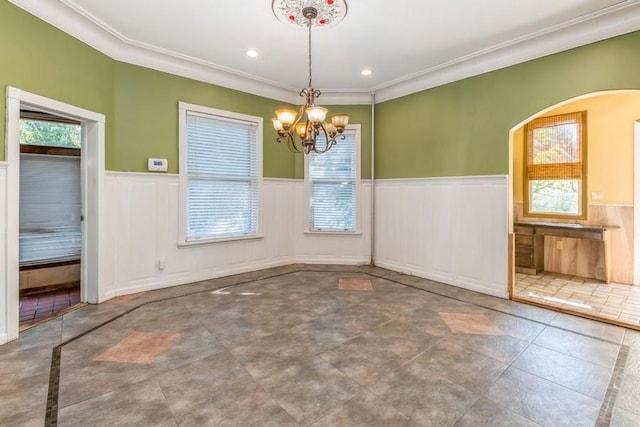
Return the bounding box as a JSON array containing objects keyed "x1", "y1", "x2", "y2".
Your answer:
[
  {"x1": 107, "y1": 292, "x2": 145, "y2": 305},
  {"x1": 339, "y1": 279, "x2": 373, "y2": 291},
  {"x1": 94, "y1": 332, "x2": 181, "y2": 364},
  {"x1": 439, "y1": 312, "x2": 505, "y2": 335}
]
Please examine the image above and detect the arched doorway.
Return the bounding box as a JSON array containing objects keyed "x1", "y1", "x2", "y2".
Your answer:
[{"x1": 508, "y1": 90, "x2": 640, "y2": 329}]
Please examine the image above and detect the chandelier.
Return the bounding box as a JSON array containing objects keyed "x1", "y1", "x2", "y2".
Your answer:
[{"x1": 272, "y1": 0, "x2": 350, "y2": 154}]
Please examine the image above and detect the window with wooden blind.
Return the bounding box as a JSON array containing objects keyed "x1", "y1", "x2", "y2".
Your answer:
[
  {"x1": 305, "y1": 125, "x2": 360, "y2": 232},
  {"x1": 524, "y1": 111, "x2": 586, "y2": 218},
  {"x1": 178, "y1": 102, "x2": 262, "y2": 243}
]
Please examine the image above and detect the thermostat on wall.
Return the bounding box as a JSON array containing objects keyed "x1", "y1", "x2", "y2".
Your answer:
[{"x1": 148, "y1": 158, "x2": 168, "y2": 172}]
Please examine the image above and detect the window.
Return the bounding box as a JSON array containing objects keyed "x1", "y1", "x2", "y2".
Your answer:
[
  {"x1": 524, "y1": 111, "x2": 586, "y2": 218},
  {"x1": 305, "y1": 125, "x2": 360, "y2": 232},
  {"x1": 179, "y1": 102, "x2": 262, "y2": 243},
  {"x1": 19, "y1": 115, "x2": 82, "y2": 265}
]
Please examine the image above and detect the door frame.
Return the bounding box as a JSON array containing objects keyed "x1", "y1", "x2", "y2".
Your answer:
[
  {"x1": 634, "y1": 119, "x2": 640, "y2": 285},
  {"x1": 3, "y1": 87, "x2": 105, "y2": 343}
]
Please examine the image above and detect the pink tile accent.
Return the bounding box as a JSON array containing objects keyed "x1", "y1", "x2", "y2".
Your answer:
[
  {"x1": 108, "y1": 292, "x2": 145, "y2": 305},
  {"x1": 339, "y1": 279, "x2": 374, "y2": 291},
  {"x1": 438, "y1": 312, "x2": 505, "y2": 335},
  {"x1": 94, "y1": 332, "x2": 181, "y2": 364}
]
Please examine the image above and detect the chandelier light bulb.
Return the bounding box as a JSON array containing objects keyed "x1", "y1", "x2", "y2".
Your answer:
[
  {"x1": 275, "y1": 109, "x2": 297, "y2": 129},
  {"x1": 306, "y1": 106, "x2": 328, "y2": 124},
  {"x1": 295, "y1": 122, "x2": 308, "y2": 138}
]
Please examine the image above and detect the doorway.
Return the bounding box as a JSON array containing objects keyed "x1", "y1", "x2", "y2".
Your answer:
[
  {"x1": 3, "y1": 87, "x2": 105, "y2": 344},
  {"x1": 18, "y1": 111, "x2": 83, "y2": 329},
  {"x1": 509, "y1": 90, "x2": 640, "y2": 329}
]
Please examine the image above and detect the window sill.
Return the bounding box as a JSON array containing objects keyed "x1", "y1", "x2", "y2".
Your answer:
[
  {"x1": 178, "y1": 233, "x2": 264, "y2": 247},
  {"x1": 303, "y1": 230, "x2": 363, "y2": 237}
]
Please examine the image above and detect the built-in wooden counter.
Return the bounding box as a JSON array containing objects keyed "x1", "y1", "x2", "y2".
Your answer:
[{"x1": 514, "y1": 222, "x2": 620, "y2": 283}]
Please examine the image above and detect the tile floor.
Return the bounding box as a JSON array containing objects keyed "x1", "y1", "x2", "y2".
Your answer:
[
  {"x1": 19, "y1": 287, "x2": 82, "y2": 330},
  {"x1": 2, "y1": 265, "x2": 640, "y2": 426},
  {"x1": 514, "y1": 272, "x2": 640, "y2": 326}
]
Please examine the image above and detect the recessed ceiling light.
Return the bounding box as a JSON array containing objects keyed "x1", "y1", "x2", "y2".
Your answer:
[
  {"x1": 245, "y1": 49, "x2": 259, "y2": 58},
  {"x1": 361, "y1": 68, "x2": 373, "y2": 76}
]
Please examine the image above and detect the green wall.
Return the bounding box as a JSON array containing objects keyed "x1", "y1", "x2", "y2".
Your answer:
[
  {"x1": 0, "y1": 2, "x2": 370, "y2": 179},
  {"x1": 0, "y1": 1, "x2": 114, "y2": 162},
  {"x1": 375, "y1": 31, "x2": 640, "y2": 179},
  {"x1": 113, "y1": 62, "x2": 297, "y2": 176},
  {"x1": 113, "y1": 66, "x2": 370, "y2": 177},
  {"x1": 3, "y1": 0, "x2": 638, "y2": 180}
]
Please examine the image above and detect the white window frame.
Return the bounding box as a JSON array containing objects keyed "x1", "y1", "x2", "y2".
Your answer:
[
  {"x1": 304, "y1": 124, "x2": 361, "y2": 234},
  {"x1": 178, "y1": 102, "x2": 263, "y2": 245}
]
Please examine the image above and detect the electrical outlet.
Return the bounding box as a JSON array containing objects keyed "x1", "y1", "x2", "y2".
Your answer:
[{"x1": 556, "y1": 240, "x2": 563, "y2": 250}]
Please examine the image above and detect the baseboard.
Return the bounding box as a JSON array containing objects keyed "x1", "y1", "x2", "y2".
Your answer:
[
  {"x1": 375, "y1": 260, "x2": 509, "y2": 299},
  {"x1": 101, "y1": 257, "x2": 296, "y2": 301}
]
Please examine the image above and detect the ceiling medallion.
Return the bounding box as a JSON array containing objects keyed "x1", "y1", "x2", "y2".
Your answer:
[{"x1": 272, "y1": 0, "x2": 348, "y2": 29}]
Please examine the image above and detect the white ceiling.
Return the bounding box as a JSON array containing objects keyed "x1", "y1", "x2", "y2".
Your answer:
[{"x1": 10, "y1": 0, "x2": 640, "y2": 102}]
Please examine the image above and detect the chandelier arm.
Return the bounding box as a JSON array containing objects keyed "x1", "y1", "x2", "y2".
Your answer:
[{"x1": 311, "y1": 125, "x2": 332, "y2": 154}]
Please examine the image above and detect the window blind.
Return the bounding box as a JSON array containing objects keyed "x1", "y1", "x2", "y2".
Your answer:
[
  {"x1": 19, "y1": 154, "x2": 81, "y2": 265},
  {"x1": 527, "y1": 112, "x2": 583, "y2": 180},
  {"x1": 185, "y1": 112, "x2": 259, "y2": 241},
  {"x1": 308, "y1": 130, "x2": 357, "y2": 231}
]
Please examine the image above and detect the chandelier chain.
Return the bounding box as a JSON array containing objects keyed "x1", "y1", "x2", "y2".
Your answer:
[{"x1": 307, "y1": 18, "x2": 312, "y2": 88}]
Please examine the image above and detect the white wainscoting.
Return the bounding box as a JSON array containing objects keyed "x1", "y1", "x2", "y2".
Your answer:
[
  {"x1": 102, "y1": 173, "x2": 297, "y2": 299},
  {"x1": 101, "y1": 174, "x2": 372, "y2": 300},
  {"x1": 0, "y1": 163, "x2": 8, "y2": 344},
  {"x1": 294, "y1": 181, "x2": 372, "y2": 265},
  {"x1": 375, "y1": 175, "x2": 509, "y2": 298}
]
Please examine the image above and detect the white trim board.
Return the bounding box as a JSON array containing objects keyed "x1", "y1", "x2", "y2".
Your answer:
[{"x1": 3, "y1": 87, "x2": 106, "y2": 343}]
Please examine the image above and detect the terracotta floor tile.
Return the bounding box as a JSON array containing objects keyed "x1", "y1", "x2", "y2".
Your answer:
[
  {"x1": 108, "y1": 292, "x2": 145, "y2": 304},
  {"x1": 438, "y1": 312, "x2": 505, "y2": 335},
  {"x1": 338, "y1": 279, "x2": 373, "y2": 291},
  {"x1": 94, "y1": 332, "x2": 182, "y2": 364}
]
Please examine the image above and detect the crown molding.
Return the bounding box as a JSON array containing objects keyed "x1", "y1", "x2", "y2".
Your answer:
[
  {"x1": 8, "y1": 0, "x2": 299, "y2": 103},
  {"x1": 374, "y1": 1, "x2": 640, "y2": 103},
  {"x1": 312, "y1": 91, "x2": 373, "y2": 105},
  {"x1": 8, "y1": 0, "x2": 640, "y2": 105}
]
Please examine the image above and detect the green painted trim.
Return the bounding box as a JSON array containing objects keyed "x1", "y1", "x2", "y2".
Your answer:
[{"x1": 375, "y1": 31, "x2": 640, "y2": 178}]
